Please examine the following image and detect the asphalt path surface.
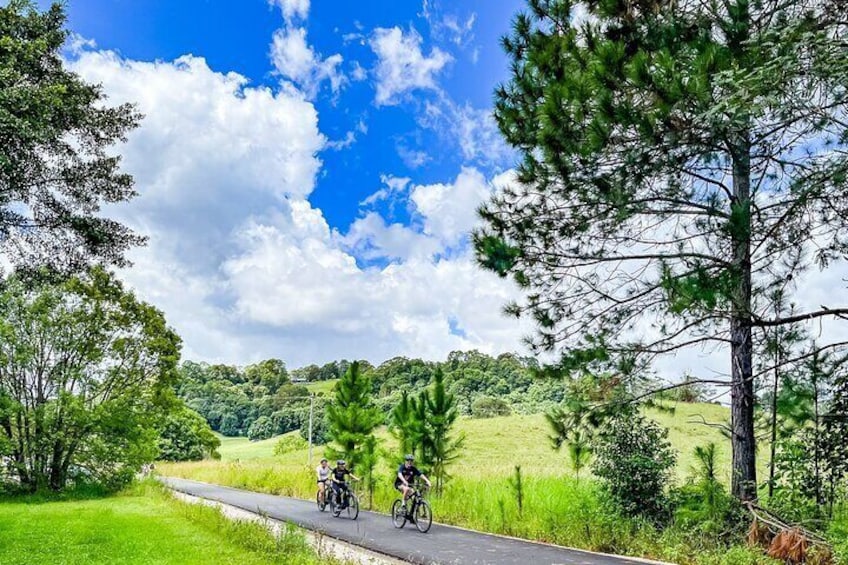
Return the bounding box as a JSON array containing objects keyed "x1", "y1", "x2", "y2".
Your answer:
[{"x1": 162, "y1": 477, "x2": 669, "y2": 565}]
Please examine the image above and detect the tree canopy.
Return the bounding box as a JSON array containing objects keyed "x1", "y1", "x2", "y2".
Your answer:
[
  {"x1": 0, "y1": 1, "x2": 143, "y2": 275},
  {"x1": 0, "y1": 268, "x2": 181, "y2": 491}
]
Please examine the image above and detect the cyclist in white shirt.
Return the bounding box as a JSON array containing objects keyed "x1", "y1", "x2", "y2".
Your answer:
[{"x1": 316, "y1": 458, "x2": 331, "y2": 506}]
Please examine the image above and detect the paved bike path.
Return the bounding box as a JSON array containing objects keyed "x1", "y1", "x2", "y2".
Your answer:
[{"x1": 162, "y1": 477, "x2": 668, "y2": 565}]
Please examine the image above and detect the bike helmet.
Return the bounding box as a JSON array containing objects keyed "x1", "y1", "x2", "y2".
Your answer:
[
  {"x1": 404, "y1": 454, "x2": 414, "y2": 461},
  {"x1": 320, "y1": 458, "x2": 328, "y2": 463},
  {"x1": 337, "y1": 459, "x2": 346, "y2": 466}
]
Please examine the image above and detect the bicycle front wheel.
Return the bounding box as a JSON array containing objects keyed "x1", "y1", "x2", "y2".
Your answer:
[
  {"x1": 414, "y1": 500, "x2": 432, "y2": 533},
  {"x1": 347, "y1": 493, "x2": 360, "y2": 520},
  {"x1": 391, "y1": 499, "x2": 406, "y2": 528}
]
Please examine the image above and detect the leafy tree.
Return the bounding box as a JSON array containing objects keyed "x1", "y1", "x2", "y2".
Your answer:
[
  {"x1": 593, "y1": 415, "x2": 677, "y2": 523},
  {"x1": 476, "y1": 0, "x2": 848, "y2": 500},
  {"x1": 247, "y1": 415, "x2": 275, "y2": 441},
  {"x1": 157, "y1": 405, "x2": 220, "y2": 462},
  {"x1": 325, "y1": 361, "x2": 382, "y2": 470},
  {"x1": 298, "y1": 408, "x2": 328, "y2": 446},
  {"x1": 0, "y1": 1, "x2": 144, "y2": 275},
  {"x1": 244, "y1": 359, "x2": 289, "y2": 394},
  {"x1": 0, "y1": 268, "x2": 181, "y2": 491}
]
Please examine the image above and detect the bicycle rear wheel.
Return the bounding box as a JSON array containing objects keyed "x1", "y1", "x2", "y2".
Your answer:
[
  {"x1": 330, "y1": 491, "x2": 340, "y2": 516},
  {"x1": 347, "y1": 493, "x2": 360, "y2": 520},
  {"x1": 391, "y1": 499, "x2": 406, "y2": 528},
  {"x1": 414, "y1": 499, "x2": 432, "y2": 533}
]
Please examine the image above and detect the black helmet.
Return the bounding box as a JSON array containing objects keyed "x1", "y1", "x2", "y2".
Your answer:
[
  {"x1": 337, "y1": 459, "x2": 346, "y2": 466},
  {"x1": 404, "y1": 454, "x2": 414, "y2": 461}
]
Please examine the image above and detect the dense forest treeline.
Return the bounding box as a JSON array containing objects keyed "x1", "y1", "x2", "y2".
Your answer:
[
  {"x1": 176, "y1": 351, "x2": 566, "y2": 441},
  {"x1": 175, "y1": 350, "x2": 716, "y2": 442}
]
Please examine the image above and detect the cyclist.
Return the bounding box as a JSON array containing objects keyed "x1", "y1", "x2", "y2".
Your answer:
[
  {"x1": 395, "y1": 454, "x2": 431, "y2": 508},
  {"x1": 331, "y1": 459, "x2": 360, "y2": 509},
  {"x1": 315, "y1": 458, "x2": 331, "y2": 505}
]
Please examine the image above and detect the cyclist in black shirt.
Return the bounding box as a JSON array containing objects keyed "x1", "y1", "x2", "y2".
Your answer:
[
  {"x1": 395, "y1": 454, "x2": 431, "y2": 503},
  {"x1": 330, "y1": 459, "x2": 360, "y2": 508}
]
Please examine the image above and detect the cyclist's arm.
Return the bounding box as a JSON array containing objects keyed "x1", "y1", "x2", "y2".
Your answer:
[
  {"x1": 419, "y1": 473, "x2": 432, "y2": 487},
  {"x1": 397, "y1": 472, "x2": 408, "y2": 485},
  {"x1": 349, "y1": 473, "x2": 361, "y2": 482}
]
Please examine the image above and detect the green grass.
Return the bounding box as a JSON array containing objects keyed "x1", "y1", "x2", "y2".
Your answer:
[
  {"x1": 0, "y1": 481, "x2": 336, "y2": 565},
  {"x1": 303, "y1": 379, "x2": 337, "y2": 395},
  {"x1": 204, "y1": 402, "x2": 737, "y2": 480},
  {"x1": 214, "y1": 432, "x2": 291, "y2": 461}
]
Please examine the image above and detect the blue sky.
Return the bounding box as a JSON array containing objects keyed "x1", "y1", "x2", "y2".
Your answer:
[
  {"x1": 62, "y1": 0, "x2": 522, "y2": 231},
  {"x1": 47, "y1": 0, "x2": 535, "y2": 367}
]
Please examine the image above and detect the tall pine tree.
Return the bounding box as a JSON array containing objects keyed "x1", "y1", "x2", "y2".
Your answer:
[
  {"x1": 325, "y1": 361, "x2": 382, "y2": 471},
  {"x1": 476, "y1": 0, "x2": 848, "y2": 499},
  {"x1": 427, "y1": 368, "x2": 465, "y2": 492}
]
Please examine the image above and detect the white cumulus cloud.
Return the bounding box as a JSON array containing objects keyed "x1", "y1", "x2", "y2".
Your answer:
[
  {"x1": 269, "y1": 0, "x2": 309, "y2": 22},
  {"x1": 270, "y1": 26, "x2": 346, "y2": 99},
  {"x1": 370, "y1": 26, "x2": 452, "y2": 106},
  {"x1": 64, "y1": 45, "x2": 528, "y2": 366}
]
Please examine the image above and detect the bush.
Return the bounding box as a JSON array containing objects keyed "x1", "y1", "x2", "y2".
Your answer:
[
  {"x1": 246, "y1": 416, "x2": 274, "y2": 441},
  {"x1": 273, "y1": 434, "x2": 308, "y2": 456},
  {"x1": 592, "y1": 415, "x2": 676, "y2": 524},
  {"x1": 471, "y1": 396, "x2": 511, "y2": 418},
  {"x1": 158, "y1": 405, "x2": 221, "y2": 461}
]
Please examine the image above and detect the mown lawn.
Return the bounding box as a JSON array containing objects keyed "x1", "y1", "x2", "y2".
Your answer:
[{"x1": 0, "y1": 482, "x2": 333, "y2": 565}]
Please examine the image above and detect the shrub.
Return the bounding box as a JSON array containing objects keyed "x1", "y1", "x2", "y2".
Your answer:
[
  {"x1": 592, "y1": 415, "x2": 676, "y2": 524},
  {"x1": 471, "y1": 396, "x2": 511, "y2": 418},
  {"x1": 273, "y1": 434, "x2": 308, "y2": 456}
]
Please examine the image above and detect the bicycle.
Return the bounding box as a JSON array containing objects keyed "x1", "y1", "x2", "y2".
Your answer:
[
  {"x1": 329, "y1": 481, "x2": 360, "y2": 520},
  {"x1": 391, "y1": 482, "x2": 432, "y2": 533},
  {"x1": 316, "y1": 479, "x2": 329, "y2": 512}
]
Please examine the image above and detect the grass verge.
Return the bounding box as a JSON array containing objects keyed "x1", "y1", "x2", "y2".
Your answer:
[{"x1": 0, "y1": 480, "x2": 339, "y2": 565}]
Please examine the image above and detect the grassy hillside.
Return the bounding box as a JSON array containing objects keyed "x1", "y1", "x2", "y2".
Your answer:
[
  {"x1": 0, "y1": 482, "x2": 335, "y2": 565},
  {"x1": 202, "y1": 401, "x2": 734, "y2": 481},
  {"x1": 215, "y1": 433, "x2": 285, "y2": 461},
  {"x1": 303, "y1": 379, "x2": 337, "y2": 395}
]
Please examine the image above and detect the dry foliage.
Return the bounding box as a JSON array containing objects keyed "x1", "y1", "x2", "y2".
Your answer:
[
  {"x1": 747, "y1": 518, "x2": 774, "y2": 548},
  {"x1": 767, "y1": 528, "x2": 808, "y2": 564}
]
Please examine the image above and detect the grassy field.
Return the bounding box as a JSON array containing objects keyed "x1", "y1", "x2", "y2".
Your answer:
[
  {"x1": 215, "y1": 433, "x2": 286, "y2": 461},
  {"x1": 0, "y1": 482, "x2": 337, "y2": 565},
  {"x1": 203, "y1": 402, "x2": 736, "y2": 479},
  {"x1": 303, "y1": 379, "x2": 337, "y2": 395}
]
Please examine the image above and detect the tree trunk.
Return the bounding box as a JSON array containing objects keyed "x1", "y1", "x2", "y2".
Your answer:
[
  {"x1": 730, "y1": 129, "x2": 758, "y2": 501},
  {"x1": 768, "y1": 321, "x2": 779, "y2": 500}
]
